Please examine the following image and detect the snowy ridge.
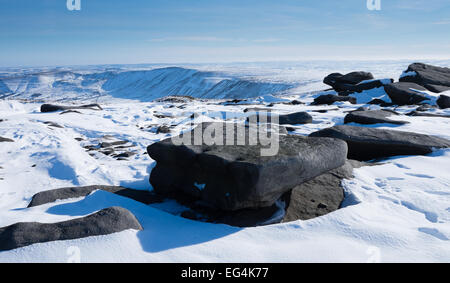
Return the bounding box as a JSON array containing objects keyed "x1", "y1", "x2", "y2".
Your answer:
[{"x1": 0, "y1": 67, "x2": 297, "y2": 102}]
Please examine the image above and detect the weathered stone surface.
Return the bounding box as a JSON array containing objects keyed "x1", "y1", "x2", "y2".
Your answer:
[
  {"x1": 282, "y1": 161, "x2": 354, "y2": 222},
  {"x1": 309, "y1": 125, "x2": 450, "y2": 161},
  {"x1": 399, "y1": 63, "x2": 450, "y2": 90},
  {"x1": 324, "y1": 72, "x2": 374, "y2": 92},
  {"x1": 0, "y1": 207, "x2": 142, "y2": 252},
  {"x1": 247, "y1": 111, "x2": 313, "y2": 125},
  {"x1": 424, "y1": 84, "x2": 450, "y2": 93},
  {"x1": 437, "y1": 95, "x2": 450, "y2": 109},
  {"x1": 344, "y1": 110, "x2": 409, "y2": 125},
  {"x1": 148, "y1": 122, "x2": 348, "y2": 211},
  {"x1": 384, "y1": 82, "x2": 429, "y2": 105},
  {"x1": 28, "y1": 185, "x2": 163, "y2": 207},
  {"x1": 311, "y1": 94, "x2": 356, "y2": 105}
]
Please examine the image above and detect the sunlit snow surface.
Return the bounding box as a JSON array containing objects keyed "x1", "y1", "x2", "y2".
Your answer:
[{"x1": 0, "y1": 60, "x2": 450, "y2": 262}]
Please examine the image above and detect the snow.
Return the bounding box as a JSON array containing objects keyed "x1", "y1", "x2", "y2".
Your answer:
[
  {"x1": 400, "y1": 71, "x2": 417, "y2": 79},
  {"x1": 0, "y1": 60, "x2": 450, "y2": 262}
]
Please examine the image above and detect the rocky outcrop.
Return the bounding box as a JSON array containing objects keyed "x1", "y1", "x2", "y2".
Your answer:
[
  {"x1": 0, "y1": 207, "x2": 142, "y2": 252},
  {"x1": 148, "y1": 122, "x2": 348, "y2": 211},
  {"x1": 310, "y1": 125, "x2": 450, "y2": 161},
  {"x1": 399, "y1": 63, "x2": 450, "y2": 91},
  {"x1": 323, "y1": 72, "x2": 374, "y2": 92},
  {"x1": 311, "y1": 94, "x2": 356, "y2": 105},
  {"x1": 384, "y1": 82, "x2": 429, "y2": 105},
  {"x1": 344, "y1": 110, "x2": 409, "y2": 125}
]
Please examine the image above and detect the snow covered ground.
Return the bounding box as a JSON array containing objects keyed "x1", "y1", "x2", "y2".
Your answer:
[{"x1": 0, "y1": 60, "x2": 449, "y2": 262}]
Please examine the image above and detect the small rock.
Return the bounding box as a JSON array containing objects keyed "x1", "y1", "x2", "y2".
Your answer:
[
  {"x1": 311, "y1": 94, "x2": 356, "y2": 105},
  {"x1": 0, "y1": 207, "x2": 142, "y2": 252}
]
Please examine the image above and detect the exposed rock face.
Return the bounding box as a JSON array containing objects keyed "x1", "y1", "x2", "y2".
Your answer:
[
  {"x1": 323, "y1": 72, "x2": 374, "y2": 92},
  {"x1": 282, "y1": 161, "x2": 355, "y2": 222},
  {"x1": 399, "y1": 63, "x2": 450, "y2": 90},
  {"x1": 384, "y1": 82, "x2": 429, "y2": 105},
  {"x1": 424, "y1": 84, "x2": 450, "y2": 93},
  {"x1": 311, "y1": 94, "x2": 356, "y2": 105},
  {"x1": 148, "y1": 122, "x2": 348, "y2": 211},
  {"x1": 344, "y1": 110, "x2": 409, "y2": 125},
  {"x1": 0, "y1": 136, "x2": 14, "y2": 142},
  {"x1": 28, "y1": 185, "x2": 163, "y2": 207},
  {"x1": 0, "y1": 207, "x2": 142, "y2": 252},
  {"x1": 437, "y1": 95, "x2": 450, "y2": 109},
  {"x1": 247, "y1": 111, "x2": 313, "y2": 125},
  {"x1": 309, "y1": 125, "x2": 450, "y2": 161},
  {"x1": 159, "y1": 161, "x2": 363, "y2": 227}
]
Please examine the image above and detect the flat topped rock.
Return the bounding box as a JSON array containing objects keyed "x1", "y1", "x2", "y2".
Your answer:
[
  {"x1": 344, "y1": 110, "x2": 409, "y2": 125},
  {"x1": 310, "y1": 125, "x2": 450, "y2": 161},
  {"x1": 148, "y1": 122, "x2": 348, "y2": 211},
  {"x1": 324, "y1": 71, "x2": 374, "y2": 92},
  {"x1": 0, "y1": 207, "x2": 142, "y2": 252},
  {"x1": 400, "y1": 63, "x2": 450, "y2": 90}
]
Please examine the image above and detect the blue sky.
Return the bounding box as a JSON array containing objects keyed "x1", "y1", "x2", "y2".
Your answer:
[{"x1": 1, "y1": 0, "x2": 450, "y2": 67}]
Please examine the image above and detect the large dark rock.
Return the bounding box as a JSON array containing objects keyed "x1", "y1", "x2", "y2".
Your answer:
[
  {"x1": 28, "y1": 185, "x2": 163, "y2": 207},
  {"x1": 162, "y1": 161, "x2": 364, "y2": 227},
  {"x1": 338, "y1": 79, "x2": 394, "y2": 96},
  {"x1": 399, "y1": 63, "x2": 450, "y2": 90},
  {"x1": 437, "y1": 95, "x2": 450, "y2": 109},
  {"x1": 0, "y1": 207, "x2": 142, "y2": 252},
  {"x1": 311, "y1": 94, "x2": 356, "y2": 105},
  {"x1": 309, "y1": 125, "x2": 450, "y2": 161},
  {"x1": 282, "y1": 161, "x2": 355, "y2": 222},
  {"x1": 384, "y1": 82, "x2": 429, "y2": 105},
  {"x1": 324, "y1": 72, "x2": 374, "y2": 92},
  {"x1": 247, "y1": 111, "x2": 313, "y2": 125},
  {"x1": 40, "y1": 103, "x2": 103, "y2": 113},
  {"x1": 148, "y1": 122, "x2": 348, "y2": 211},
  {"x1": 344, "y1": 110, "x2": 409, "y2": 125},
  {"x1": 0, "y1": 136, "x2": 14, "y2": 142}
]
